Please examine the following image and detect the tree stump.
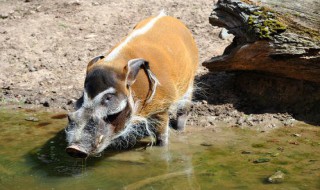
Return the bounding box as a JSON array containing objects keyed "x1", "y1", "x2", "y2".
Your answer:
[{"x1": 203, "y1": 0, "x2": 320, "y2": 83}]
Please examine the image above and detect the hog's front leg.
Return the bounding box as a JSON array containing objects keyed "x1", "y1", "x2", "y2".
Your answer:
[{"x1": 153, "y1": 112, "x2": 169, "y2": 146}]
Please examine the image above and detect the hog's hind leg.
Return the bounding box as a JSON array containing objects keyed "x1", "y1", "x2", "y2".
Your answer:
[
  {"x1": 171, "y1": 85, "x2": 193, "y2": 131},
  {"x1": 152, "y1": 112, "x2": 169, "y2": 146}
]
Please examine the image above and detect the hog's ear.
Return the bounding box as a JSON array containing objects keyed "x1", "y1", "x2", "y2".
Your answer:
[
  {"x1": 124, "y1": 58, "x2": 160, "y2": 103},
  {"x1": 125, "y1": 58, "x2": 148, "y2": 86},
  {"x1": 87, "y1": 55, "x2": 105, "y2": 70}
]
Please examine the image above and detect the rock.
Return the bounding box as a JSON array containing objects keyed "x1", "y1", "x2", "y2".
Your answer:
[
  {"x1": 84, "y1": 33, "x2": 97, "y2": 39},
  {"x1": 219, "y1": 28, "x2": 233, "y2": 40},
  {"x1": 28, "y1": 66, "x2": 37, "y2": 72},
  {"x1": 36, "y1": 6, "x2": 43, "y2": 12},
  {"x1": 92, "y1": 2, "x2": 100, "y2": 6},
  {"x1": 24, "y1": 98, "x2": 33, "y2": 104},
  {"x1": 199, "y1": 117, "x2": 208, "y2": 127},
  {"x1": 207, "y1": 116, "x2": 216, "y2": 125},
  {"x1": 292, "y1": 133, "x2": 301, "y2": 137},
  {"x1": 0, "y1": 13, "x2": 9, "y2": 19},
  {"x1": 25, "y1": 116, "x2": 39, "y2": 122},
  {"x1": 236, "y1": 117, "x2": 245, "y2": 125},
  {"x1": 64, "y1": 0, "x2": 81, "y2": 7},
  {"x1": 69, "y1": 0, "x2": 81, "y2": 6},
  {"x1": 200, "y1": 143, "x2": 213, "y2": 146},
  {"x1": 268, "y1": 171, "x2": 285, "y2": 183},
  {"x1": 253, "y1": 158, "x2": 270, "y2": 163},
  {"x1": 43, "y1": 101, "x2": 50, "y2": 107},
  {"x1": 203, "y1": 0, "x2": 320, "y2": 83}
]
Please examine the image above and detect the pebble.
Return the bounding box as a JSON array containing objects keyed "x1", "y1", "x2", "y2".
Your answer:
[
  {"x1": 277, "y1": 147, "x2": 284, "y2": 152},
  {"x1": 253, "y1": 158, "x2": 270, "y2": 163},
  {"x1": 36, "y1": 6, "x2": 43, "y2": 12},
  {"x1": 84, "y1": 34, "x2": 97, "y2": 39},
  {"x1": 268, "y1": 171, "x2": 285, "y2": 183},
  {"x1": 0, "y1": 13, "x2": 9, "y2": 19},
  {"x1": 200, "y1": 143, "x2": 213, "y2": 147},
  {"x1": 69, "y1": 0, "x2": 81, "y2": 6},
  {"x1": 43, "y1": 101, "x2": 50, "y2": 107},
  {"x1": 28, "y1": 66, "x2": 37, "y2": 72},
  {"x1": 25, "y1": 116, "x2": 39, "y2": 122},
  {"x1": 219, "y1": 28, "x2": 233, "y2": 40},
  {"x1": 292, "y1": 133, "x2": 301, "y2": 137}
]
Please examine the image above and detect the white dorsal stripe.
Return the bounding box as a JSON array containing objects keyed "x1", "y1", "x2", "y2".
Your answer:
[{"x1": 104, "y1": 10, "x2": 166, "y2": 62}]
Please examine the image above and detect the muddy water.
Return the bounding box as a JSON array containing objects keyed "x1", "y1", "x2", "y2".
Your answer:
[{"x1": 0, "y1": 108, "x2": 319, "y2": 190}]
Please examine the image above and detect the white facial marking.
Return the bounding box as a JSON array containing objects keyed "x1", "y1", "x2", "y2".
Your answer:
[
  {"x1": 82, "y1": 87, "x2": 116, "y2": 108},
  {"x1": 104, "y1": 11, "x2": 166, "y2": 62}
]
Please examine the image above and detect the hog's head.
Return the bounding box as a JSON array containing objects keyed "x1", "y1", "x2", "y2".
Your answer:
[{"x1": 65, "y1": 57, "x2": 159, "y2": 158}]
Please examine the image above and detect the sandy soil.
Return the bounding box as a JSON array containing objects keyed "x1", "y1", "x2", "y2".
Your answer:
[{"x1": 0, "y1": 0, "x2": 296, "y2": 130}]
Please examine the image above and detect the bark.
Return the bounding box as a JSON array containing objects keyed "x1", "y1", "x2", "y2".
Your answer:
[{"x1": 203, "y1": 0, "x2": 320, "y2": 83}]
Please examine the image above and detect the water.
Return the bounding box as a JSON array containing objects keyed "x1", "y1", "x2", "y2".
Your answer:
[{"x1": 0, "y1": 108, "x2": 319, "y2": 190}]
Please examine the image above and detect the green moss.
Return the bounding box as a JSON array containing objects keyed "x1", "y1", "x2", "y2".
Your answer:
[
  {"x1": 247, "y1": 6, "x2": 287, "y2": 39},
  {"x1": 263, "y1": 20, "x2": 286, "y2": 33},
  {"x1": 252, "y1": 143, "x2": 266, "y2": 148},
  {"x1": 248, "y1": 15, "x2": 255, "y2": 25}
]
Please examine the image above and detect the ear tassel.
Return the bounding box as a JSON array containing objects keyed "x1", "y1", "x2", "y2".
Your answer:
[{"x1": 145, "y1": 69, "x2": 160, "y2": 103}]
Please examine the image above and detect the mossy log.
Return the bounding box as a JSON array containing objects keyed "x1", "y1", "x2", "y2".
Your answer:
[{"x1": 203, "y1": 0, "x2": 320, "y2": 83}]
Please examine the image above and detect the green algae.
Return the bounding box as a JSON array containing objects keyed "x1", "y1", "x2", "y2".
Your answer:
[{"x1": 0, "y1": 108, "x2": 319, "y2": 189}]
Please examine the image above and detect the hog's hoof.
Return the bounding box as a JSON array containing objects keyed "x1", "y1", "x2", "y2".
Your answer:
[
  {"x1": 176, "y1": 113, "x2": 188, "y2": 131},
  {"x1": 156, "y1": 134, "x2": 168, "y2": 146},
  {"x1": 171, "y1": 113, "x2": 188, "y2": 131},
  {"x1": 156, "y1": 139, "x2": 168, "y2": 146}
]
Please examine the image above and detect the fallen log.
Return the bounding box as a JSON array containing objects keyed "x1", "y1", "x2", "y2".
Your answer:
[{"x1": 203, "y1": 0, "x2": 320, "y2": 83}]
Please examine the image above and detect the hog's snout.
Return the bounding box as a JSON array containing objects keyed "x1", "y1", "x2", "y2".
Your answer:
[{"x1": 66, "y1": 145, "x2": 88, "y2": 158}]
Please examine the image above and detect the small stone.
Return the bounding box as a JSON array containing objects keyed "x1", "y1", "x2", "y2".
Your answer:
[
  {"x1": 70, "y1": 0, "x2": 81, "y2": 5},
  {"x1": 277, "y1": 147, "x2": 284, "y2": 152},
  {"x1": 219, "y1": 28, "x2": 233, "y2": 40},
  {"x1": 25, "y1": 116, "x2": 39, "y2": 122},
  {"x1": 268, "y1": 171, "x2": 285, "y2": 183},
  {"x1": 270, "y1": 152, "x2": 280, "y2": 157},
  {"x1": 43, "y1": 101, "x2": 50, "y2": 107},
  {"x1": 292, "y1": 133, "x2": 301, "y2": 137},
  {"x1": 236, "y1": 117, "x2": 245, "y2": 125},
  {"x1": 36, "y1": 6, "x2": 42, "y2": 12},
  {"x1": 24, "y1": 98, "x2": 33, "y2": 104},
  {"x1": 84, "y1": 33, "x2": 97, "y2": 39},
  {"x1": 0, "y1": 13, "x2": 9, "y2": 19},
  {"x1": 200, "y1": 143, "x2": 213, "y2": 147},
  {"x1": 253, "y1": 158, "x2": 270, "y2": 163},
  {"x1": 289, "y1": 141, "x2": 299, "y2": 145},
  {"x1": 28, "y1": 66, "x2": 36, "y2": 72},
  {"x1": 92, "y1": 2, "x2": 100, "y2": 6}
]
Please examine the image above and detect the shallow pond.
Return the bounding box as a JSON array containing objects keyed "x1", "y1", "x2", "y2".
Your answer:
[{"x1": 0, "y1": 108, "x2": 319, "y2": 190}]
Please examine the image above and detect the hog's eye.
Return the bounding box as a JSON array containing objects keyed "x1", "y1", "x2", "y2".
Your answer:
[{"x1": 102, "y1": 93, "x2": 114, "y2": 105}]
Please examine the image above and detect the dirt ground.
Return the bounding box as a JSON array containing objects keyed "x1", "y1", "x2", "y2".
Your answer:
[{"x1": 0, "y1": 0, "x2": 297, "y2": 130}]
